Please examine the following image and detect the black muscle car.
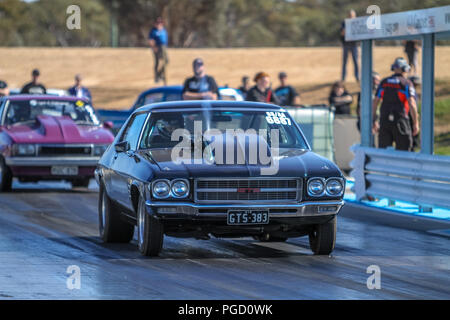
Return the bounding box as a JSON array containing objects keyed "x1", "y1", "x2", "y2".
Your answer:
[{"x1": 95, "y1": 101, "x2": 345, "y2": 256}]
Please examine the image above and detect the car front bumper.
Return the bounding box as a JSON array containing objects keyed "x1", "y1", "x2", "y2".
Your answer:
[
  {"x1": 5, "y1": 157, "x2": 101, "y2": 167},
  {"x1": 146, "y1": 200, "x2": 344, "y2": 219},
  {"x1": 5, "y1": 157, "x2": 100, "y2": 178}
]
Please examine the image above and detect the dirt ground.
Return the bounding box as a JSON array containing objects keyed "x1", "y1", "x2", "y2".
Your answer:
[{"x1": 0, "y1": 46, "x2": 449, "y2": 109}]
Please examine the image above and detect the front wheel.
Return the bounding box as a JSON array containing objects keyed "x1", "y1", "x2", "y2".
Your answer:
[
  {"x1": 0, "y1": 158, "x2": 12, "y2": 192},
  {"x1": 98, "y1": 184, "x2": 134, "y2": 243},
  {"x1": 309, "y1": 216, "x2": 337, "y2": 255},
  {"x1": 137, "y1": 196, "x2": 164, "y2": 257},
  {"x1": 71, "y1": 178, "x2": 90, "y2": 188}
]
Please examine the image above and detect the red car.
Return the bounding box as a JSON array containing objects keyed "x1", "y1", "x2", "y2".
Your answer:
[{"x1": 0, "y1": 95, "x2": 114, "y2": 190}]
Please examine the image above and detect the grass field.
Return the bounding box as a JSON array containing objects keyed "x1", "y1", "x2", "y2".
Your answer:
[{"x1": 0, "y1": 46, "x2": 448, "y2": 152}]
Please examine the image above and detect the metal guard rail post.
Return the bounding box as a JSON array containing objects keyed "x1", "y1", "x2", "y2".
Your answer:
[{"x1": 350, "y1": 145, "x2": 450, "y2": 210}]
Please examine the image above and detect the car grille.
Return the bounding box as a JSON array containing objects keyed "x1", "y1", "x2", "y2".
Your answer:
[
  {"x1": 195, "y1": 179, "x2": 301, "y2": 203},
  {"x1": 38, "y1": 145, "x2": 92, "y2": 157}
]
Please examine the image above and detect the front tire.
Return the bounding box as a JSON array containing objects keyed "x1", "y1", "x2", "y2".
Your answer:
[
  {"x1": 98, "y1": 184, "x2": 134, "y2": 243},
  {"x1": 0, "y1": 157, "x2": 12, "y2": 192},
  {"x1": 71, "y1": 178, "x2": 90, "y2": 188},
  {"x1": 137, "y1": 196, "x2": 164, "y2": 257},
  {"x1": 309, "y1": 216, "x2": 337, "y2": 255}
]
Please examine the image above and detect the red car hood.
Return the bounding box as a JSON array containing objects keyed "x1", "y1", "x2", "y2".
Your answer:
[{"x1": 4, "y1": 115, "x2": 114, "y2": 144}]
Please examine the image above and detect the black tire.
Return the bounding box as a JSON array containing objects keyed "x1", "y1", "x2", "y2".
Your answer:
[
  {"x1": 137, "y1": 196, "x2": 164, "y2": 257},
  {"x1": 98, "y1": 184, "x2": 134, "y2": 243},
  {"x1": 309, "y1": 216, "x2": 337, "y2": 255},
  {"x1": 71, "y1": 178, "x2": 90, "y2": 188},
  {"x1": 0, "y1": 157, "x2": 12, "y2": 192},
  {"x1": 253, "y1": 235, "x2": 288, "y2": 242}
]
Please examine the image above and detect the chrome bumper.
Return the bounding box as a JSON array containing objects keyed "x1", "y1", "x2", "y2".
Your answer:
[
  {"x1": 5, "y1": 157, "x2": 101, "y2": 167},
  {"x1": 146, "y1": 200, "x2": 344, "y2": 218}
]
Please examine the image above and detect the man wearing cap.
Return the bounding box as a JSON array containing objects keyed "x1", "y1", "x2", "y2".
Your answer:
[
  {"x1": 246, "y1": 72, "x2": 280, "y2": 105},
  {"x1": 148, "y1": 17, "x2": 169, "y2": 85},
  {"x1": 372, "y1": 57, "x2": 419, "y2": 151},
  {"x1": 0, "y1": 80, "x2": 9, "y2": 97},
  {"x1": 275, "y1": 72, "x2": 301, "y2": 106},
  {"x1": 182, "y1": 58, "x2": 219, "y2": 100},
  {"x1": 21, "y1": 69, "x2": 47, "y2": 95},
  {"x1": 68, "y1": 74, "x2": 92, "y2": 102}
]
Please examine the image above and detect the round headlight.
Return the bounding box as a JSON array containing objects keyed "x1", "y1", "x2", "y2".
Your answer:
[
  {"x1": 308, "y1": 178, "x2": 325, "y2": 196},
  {"x1": 171, "y1": 180, "x2": 189, "y2": 198},
  {"x1": 16, "y1": 144, "x2": 36, "y2": 156},
  {"x1": 152, "y1": 180, "x2": 170, "y2": 198},
  {"x1": 326, "y1": 179, "x2": 343, "y2": 196}
]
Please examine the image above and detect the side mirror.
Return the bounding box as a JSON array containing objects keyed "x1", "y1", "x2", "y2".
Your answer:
[
  {"x1": 114, "y1": 141, "x2": 130, "y2": 153},
  {"x1": 103, "y1": 121, "x2": 114, "y2": 129}
]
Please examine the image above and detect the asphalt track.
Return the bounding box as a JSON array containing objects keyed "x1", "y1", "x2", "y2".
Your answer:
[{"x1": 0, "y1": 180, "x2": 449, "y2": 299}]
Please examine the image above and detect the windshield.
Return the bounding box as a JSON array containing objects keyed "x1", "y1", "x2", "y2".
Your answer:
[
  {"x1": 3, "y1": 99, "x2": 99, "y2": 126},
  {"x1": 135, "y1": 92, "x2": 183, "y2": 109},
  {"x1": 140, "y1": 110, "x2": 308, "y2": 150}
]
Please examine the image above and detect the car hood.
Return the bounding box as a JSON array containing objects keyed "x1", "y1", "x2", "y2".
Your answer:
[
  {"x1": 4, "y1": 115, "x2": 114, "y2": 144},
  {"x1": 140, "y1": 147, "x2": 341, "y2": 179}
]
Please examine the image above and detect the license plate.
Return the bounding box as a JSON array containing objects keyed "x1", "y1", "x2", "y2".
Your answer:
[
  {"x1": 51, "y1": 166, "x2": 78, "y2": 176},
  {"x1": 227, "y1": 210, "x2": 269, "y2": 225}
]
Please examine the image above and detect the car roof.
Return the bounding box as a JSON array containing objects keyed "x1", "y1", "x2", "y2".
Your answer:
[
  {"x1": 3, "y1": 94, "x2": 90, "y2": 103},
  {"x1": 135, "y1": 100, "x2": 284, "y2": 113}
]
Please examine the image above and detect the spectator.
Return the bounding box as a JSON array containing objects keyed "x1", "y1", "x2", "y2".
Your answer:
[
  {"x1": 68, "y1": 74, "x2": 92, "y2": 102},
  {"x1": 340, "y1": 10, "x2": 359, "y2": 82},
  {"x1": 404, "y1": 40, "x2": 420, "y2": 75},
  {"x1": 372, "y1": 57, "x2": 419, "y2": 151},
  {"x1": 182, "y1": 58, "x2": 219, "y2": 100},
  {"x1": 246, "y1": 72, "x2": 280, "y2": 104},
  {"x1": 408, "y1": 75, "x2": 422, "y2": 151},
  {"x1": 238, "y1": 76, "x2": 250, "y2": 99},
  {"x1": 356, "y1": 71, "x2": 381, "y2": 131},
  {"x1": 148, "y1": 17, "x2": 169, "y2": 85},
  {"x1": 21, "y1": 69, "x2": 46, "y2": 95},
  {"x1": 275, "y1": 72, "x2": 301, "y2": 106},
  {"x1": 0, "y1": 80, "x2": 9, "y2": 97},
  {"x1": 328, "y1": 81, "x2": 353, "y2": 115}
]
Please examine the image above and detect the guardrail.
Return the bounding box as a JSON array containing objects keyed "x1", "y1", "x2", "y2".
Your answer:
[{"x1": 350, "y1": 145, "x2": 450, "y2": 210}]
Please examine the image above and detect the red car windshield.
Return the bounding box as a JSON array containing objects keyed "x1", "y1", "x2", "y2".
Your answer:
[{"x1": 3, "y1": 99, "x2": 99, "y2": 126}]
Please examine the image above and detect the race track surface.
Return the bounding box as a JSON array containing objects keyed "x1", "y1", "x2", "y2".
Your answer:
[{"x1": 0, "y1": 181, "x2": 449, "y2": 299}]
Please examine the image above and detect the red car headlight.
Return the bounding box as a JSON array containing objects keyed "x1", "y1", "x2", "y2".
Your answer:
[{"x1": 12, "y1": 144, "x2": 36, "y2": 156}]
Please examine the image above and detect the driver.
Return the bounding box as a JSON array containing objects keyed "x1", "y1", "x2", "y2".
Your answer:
[{"x1": 150, "y1": 114, "x2": 184, "y2": 146}]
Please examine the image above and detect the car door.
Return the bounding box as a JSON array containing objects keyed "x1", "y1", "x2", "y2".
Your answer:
[{"x1": 109, "y1": 112, "x2": 148, "y2": 210}]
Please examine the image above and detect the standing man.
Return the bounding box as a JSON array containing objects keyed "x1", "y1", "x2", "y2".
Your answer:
[
  {"x1": 21, "y1": 69, "x2": 46, "y2": 94},
  {"x1": 0, "y1": 80, "x2": 9, "y2": 97},
  {"x1": 238, "y1": 76, "x2": 251, "y2": 99},
  {"x1": 68, "y1": 74, "x2": 92, "y2": 102},
  {"x1": 246, "y1": 72, "x2": 280, "y2": 105},
  {"x1": 275, "y1": 72, "x2": 301, "y2": 106},
  {"x1": 340, "y1": 10, "x2": 360, "y2": 82},
  {"x1": 404, "y1": 40, "x2": 420, "y2": 75},
  {"x1": 356, "y1": 71, "x2": 381, "y2": 132},
  {"x1": 148, "y1": 17, "x2": 169, "y2": 85},
  {"x1": 182, "y1": 58, "x2": 219, "y2": 100},
  {"x1": 372, "y1": 57, "x2": 419, "y2": 151}
]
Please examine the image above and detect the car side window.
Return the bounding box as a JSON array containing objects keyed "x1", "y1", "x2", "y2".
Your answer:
[{"x1": 120, "y1": 113, "x2": 148, "y2": 151}]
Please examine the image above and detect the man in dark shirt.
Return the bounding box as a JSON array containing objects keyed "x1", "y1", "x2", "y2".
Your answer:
[
  {"x1": 21, "y1": 69, "x2": 47, "y2": 95},
  {"x1": 246, "y1": 72, "x2": 280, "y2": 105},
  {"x1": 341, "y1": 10, "x2": 360, "y2": 82},
  {"x1": 275, "y1": 72, "x2": 301, "y2": 106},
  {"x1": 68, "y1": 74, "x2": 92, "y2": 101},
  {"x1": 182, "y1": 58, "x2": 219, "y2": 100},
  {"x1": 238, "y1": 76, "x2": 250, "y2": 99},
  {"x1": 372, "y1": 57, "x2": 419, "y2": 151}
]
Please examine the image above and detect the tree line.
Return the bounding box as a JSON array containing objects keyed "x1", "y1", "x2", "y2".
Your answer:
[{"x1": 1, "y1": 0, "x2": 449, "y2": 47}]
